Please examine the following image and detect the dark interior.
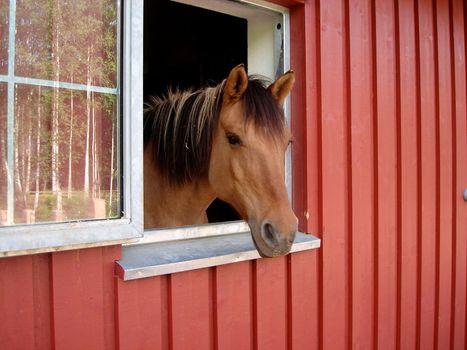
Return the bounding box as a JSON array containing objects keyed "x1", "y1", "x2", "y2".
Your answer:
[
  {"x1": 144, "y1": 0, "x2": 247, "y2": 97},
  {"x1": 143, "y1": 0, "x2": 247, "y2": 222}
]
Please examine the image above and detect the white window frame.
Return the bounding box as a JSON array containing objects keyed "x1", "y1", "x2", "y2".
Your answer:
[
  {"x1": 137, "y1": 0, "x2": 292, "y2": 245},
  {"x1": 0, "y1": 0, "x2": 144, "y2": 257}
]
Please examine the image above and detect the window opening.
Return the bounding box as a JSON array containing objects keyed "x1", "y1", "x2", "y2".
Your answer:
[
  {"x1": 143, "y1": 0, "x2": 288, "y2": 228},
  {"x1": 118, "y1": 0, "x2": 321, "y2": 277}
]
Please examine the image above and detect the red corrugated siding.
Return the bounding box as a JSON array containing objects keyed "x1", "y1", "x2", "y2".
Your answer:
[
  {"x1": 0, "y1": 246, "x2": 121, "y2": 350},
  {"x1": 289, "y1": 0, "x2": 467, "y2": 349},
  {"x1": 0, "y1": 0, "x2": 466, "y2": 349}
]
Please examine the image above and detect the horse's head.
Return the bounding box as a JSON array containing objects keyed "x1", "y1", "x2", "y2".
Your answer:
[{"x1": 209, "y1": 65, "x2": 297, "y2": 257}]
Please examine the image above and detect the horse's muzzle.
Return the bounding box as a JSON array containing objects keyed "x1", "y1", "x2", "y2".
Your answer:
[{"x1": 255, "y1": 220, "x2": 297, "y2": 257}]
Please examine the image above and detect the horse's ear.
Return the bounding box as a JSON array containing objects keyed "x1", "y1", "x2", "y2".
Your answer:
[
  {"x1": 268, "y1": 70, "x2": 295, "y2": 105},
  {"x1": 223, "y1": 64, "x2": 248, "y2": 104}
]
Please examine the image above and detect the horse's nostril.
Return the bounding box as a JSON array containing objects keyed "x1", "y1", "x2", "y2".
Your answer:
[
  {"x1": 262, "y1": 222, "x2": 278, "y2": 245},
  {"x1": 288, "y1": 231, "x2": 296, "y2": 245},
  {"x1": 260, "y1": 222, "x2": 295, "y2": 254}
]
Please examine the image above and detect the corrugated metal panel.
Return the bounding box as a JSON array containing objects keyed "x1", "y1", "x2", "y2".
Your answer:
[
  {"x1": 0, "y1": 254, "x2": 51, "y2": 349},
  {"x1": 115, "y1": 252, "x2": 320, "y2": 350},
  {"x1": 0, "y1": 0, "x2": 466, "y2": 349},
  {"x1": 418, "y1": 1, "x2": 438, "y2": 348},
  {"x1": 0, "y1": 246, "x2": 121, "y2": 350},
  {"x1": 289, "y1": 0, "x2": 467, "y2": 349},
  {"x1": 452, "y1": 2, "x2": 467, "y2": 349}
]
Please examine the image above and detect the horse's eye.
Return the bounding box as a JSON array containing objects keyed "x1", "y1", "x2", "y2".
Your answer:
[{"x1": 226, "y1": 133, "x2": 241, "y2": 146}]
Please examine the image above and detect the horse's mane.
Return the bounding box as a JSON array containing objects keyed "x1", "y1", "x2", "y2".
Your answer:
[{"x1": 144, "y1": 76, "x2": 285, "y2": 185}]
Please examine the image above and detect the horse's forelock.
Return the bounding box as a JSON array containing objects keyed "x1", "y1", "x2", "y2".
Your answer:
[{"x1": 242, "y1": 77, "x2": 286, "y2": 139}]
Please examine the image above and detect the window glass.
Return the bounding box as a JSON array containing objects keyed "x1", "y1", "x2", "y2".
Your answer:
[
  {"x1": 11, "y1": 85, "x2": 119, "y2": 224},
  {"x1": 0, "y1": 1, "x2": 7, "y2": 75},
  {"x1": 15, "y1": 0, "x2": 117, "y2": 87},
  {"x1": 0, "y1": 0, "x2": 120, "y2": 226},
  {"x1": 0, "y1": 83, "x2": 7, "y2": 221}
]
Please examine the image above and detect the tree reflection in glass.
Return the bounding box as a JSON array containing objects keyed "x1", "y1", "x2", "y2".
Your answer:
[{"x1": 0, "y1": 0, "x2": 120, "y2": 225}]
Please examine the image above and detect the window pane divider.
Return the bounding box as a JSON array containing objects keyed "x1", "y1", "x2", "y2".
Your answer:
[
  {"x1": 6, "y1": 0, "x2": 16, "y2": 224},
  {"x1": 0, "y1": 75, "x2": 118, "y2": 95}
]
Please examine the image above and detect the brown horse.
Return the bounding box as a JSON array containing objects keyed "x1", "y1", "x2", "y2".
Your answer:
[{"x1": 143, "y1": 64, "x2": 297, "y2": 257}]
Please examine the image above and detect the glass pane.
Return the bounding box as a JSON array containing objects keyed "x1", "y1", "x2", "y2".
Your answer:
[
  {"x1": 15, "y1": 0, "x2": 118, "y2": 88},
  {"x1": 1, "y1": 84, "x2": 119, "y2": 225},
  {"x1": 0, "y1": 83, "x2": 7, "y2": 221},
  {"x1": 0, "y1": 0, "x2": 8, "y2": 75},
  {"x1": 0, "y1": 0, "x2": 120, "y2": 226}
]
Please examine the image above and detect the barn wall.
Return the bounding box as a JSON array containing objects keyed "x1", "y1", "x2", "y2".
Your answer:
[
  {"x1": 0, "y1": 0, "x2": 466, "y2": 349},
  {"x1": 290, "y1": 0, "x2": 467, "y2": 349},
  {"x1": 0, "y1": 246, "x2": 121, "y2": 350}
]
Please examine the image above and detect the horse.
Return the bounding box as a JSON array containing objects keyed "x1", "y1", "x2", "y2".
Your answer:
[{"x1": 143, "y1": 64, "x2": 297, "y2": 257}]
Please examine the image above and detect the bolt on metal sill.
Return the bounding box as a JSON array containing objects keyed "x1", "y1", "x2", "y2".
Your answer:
[{"x1": 116, "y1": 226, "x2": 320, "y2": 280}]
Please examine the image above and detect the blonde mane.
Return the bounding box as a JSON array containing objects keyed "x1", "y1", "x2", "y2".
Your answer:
[{"x1": 144, "y1": 77, "x2": 285, "y2": 185}]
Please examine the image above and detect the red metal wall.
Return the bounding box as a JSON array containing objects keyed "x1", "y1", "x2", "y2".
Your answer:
[
  {"x1": 0, "y1": 0, "x2": 466, "y2": 349},
  {"x1": 290, "y1": 0, "x2": 466, "y2": 348}
]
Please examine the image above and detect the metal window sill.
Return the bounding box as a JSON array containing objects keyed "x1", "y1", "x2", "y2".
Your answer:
[{"x1": 116, "y1": 226, "x2": 320, "y2": 280}]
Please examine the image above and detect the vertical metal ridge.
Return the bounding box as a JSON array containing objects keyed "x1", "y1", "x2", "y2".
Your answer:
[
  {"x1": 464, "y1": 2, "x2": 467, "y2": 348},
  {"x1": 6, "y1": 0, "x2": 16, "y2": 224},
  {"x1": 314, "y1": 1, "x2": 324, "y2": 348},
  {"x1": 286, "y1": 255, "x2": 293, "y2": 350},
  {"x1": 46, "y1": 253, "x2": 55, "y2": 350},
  {"x1": 343, "y1": 0, "x2": 353, "y2": 347},
  {"x1": 393, "y1": 0, "x2": 403, "y2": 347},
  {"x1": 414, "y1": 0, "x2": 424, "y2": 347},
  {"x1": 160, "y1": 275, "x2": 170, "y2": 350},
  {"x1": 370, "y1": 0, "x2": 379, "y2": 348},
  {"x1": 49, "y1": 252, "x2": 57, "y2": 350},
  {"x1": 166, "y1": 275, "x2": 174, "y2": 350},
  {"x1": 289, "y1": 3, "x2": 306, "y2": 232},
  {"x1": 251, "y1": 260, "x2": 258, "y2": 350},
  {"x1": 101, "y1": 247, "x2": 115, "y2": 350},
  {"x1": 432, "y1": 0, "x2": 441, "y2": 346},
  {"x1": 211, "y1": 267, "x2": 219, "y2": 350},
  {"x1": 113, "y1": 272, "x2": 122, "y2": 350},
  {"x1": 447, "y1": 0, "x2": 458, "y2": 348},
  {"x1": 463, "y1": 2, "x2": 467, "y2": 347}
]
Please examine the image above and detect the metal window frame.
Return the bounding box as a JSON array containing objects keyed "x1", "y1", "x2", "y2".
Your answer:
[
  {"x1": 134, "y1": 0, "x2": 293, "y2": 245},
  {"x1": 0, "y1": 0, "x2": 144, "y2": 257}
]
